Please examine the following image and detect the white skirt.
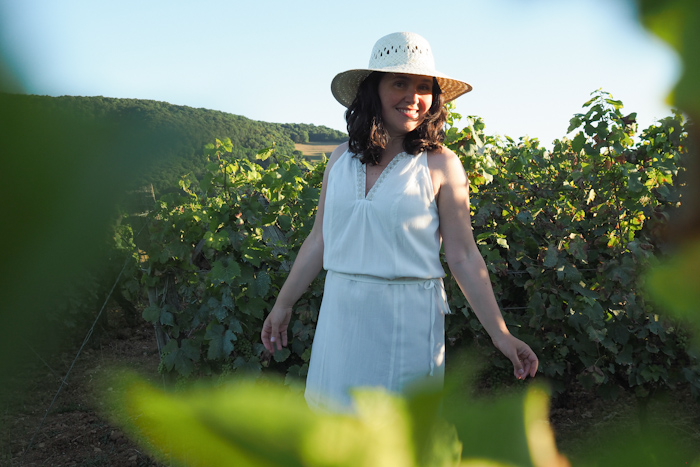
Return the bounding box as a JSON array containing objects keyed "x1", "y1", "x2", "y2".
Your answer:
[{"x1": 304, "y1": 270, "x2": 449, "y2": 412}]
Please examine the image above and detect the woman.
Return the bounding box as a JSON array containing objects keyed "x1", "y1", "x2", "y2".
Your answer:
[{"x1": 261, "y1": 32, "x2": 538, "y2": 411}]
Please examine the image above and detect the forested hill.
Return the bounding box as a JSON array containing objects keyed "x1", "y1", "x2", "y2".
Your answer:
[{"x1": 2, "y1": 93, "x2": 346, "y2": 194}]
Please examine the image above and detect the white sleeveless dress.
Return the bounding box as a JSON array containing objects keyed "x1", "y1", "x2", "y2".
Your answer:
[{"x1": 304, "y1": 149, "x2": 451, "y2": 412}]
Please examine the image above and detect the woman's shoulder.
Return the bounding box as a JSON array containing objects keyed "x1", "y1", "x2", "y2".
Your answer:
[
  {"x1": 426, "y1": 145, "x2": 461, "y2": 172},
  {"x1": 325, "y1": 141, "x2": 351, "y2": 173},
  {"x1": 330, "y1": 141, "x2": 350, "y2": 158},
  {"x1": 425, "y1": 145, "x2": 468, "y2": 196}
]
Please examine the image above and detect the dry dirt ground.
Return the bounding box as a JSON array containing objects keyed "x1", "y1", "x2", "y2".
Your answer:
[
  {"x1": 1, "y1": 309, "x2": 163, "y2": 467},
  {"x1": 2, "y1": 307, "x2": 699, "y2": 466}
]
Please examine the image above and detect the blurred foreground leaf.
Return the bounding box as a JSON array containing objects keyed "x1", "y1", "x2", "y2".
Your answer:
[
  {"x1": 439, "y1": 361, "x2": 569, "y2": 467},
  {"x1": 639, "y1": 0, "x2": 700, "y2": 114},
  {"x1": 646, "y1": 240, "x2": 700, "y2": 334},
  {"x1": 107, "y1": 373, "x2": 436, "y2": 466},
  {"x1": 0, "y1": 92, "x2": 182, "y2": 378},
  {"x1": 104, "y1": 370, "x2": 567, "y2": 467}
]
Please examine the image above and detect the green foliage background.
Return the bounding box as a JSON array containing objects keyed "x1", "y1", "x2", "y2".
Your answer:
[
  {"x1": 444, "y1": 93, "x2": 697, "y2": 399},
  {"x1": 136, "y1": 91, "x2": 698, "y2": 405}
]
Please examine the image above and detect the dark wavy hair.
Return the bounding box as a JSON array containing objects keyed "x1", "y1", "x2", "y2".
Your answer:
[{"x1": 345, "y1": 71, "x2": 448, "y2": 165}]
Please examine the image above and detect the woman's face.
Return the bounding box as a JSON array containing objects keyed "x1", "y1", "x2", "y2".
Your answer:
[{"x1": 377, "y1": 73, "x2": 434, "y2": 137}]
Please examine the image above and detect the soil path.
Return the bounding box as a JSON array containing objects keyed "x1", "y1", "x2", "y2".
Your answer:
[{"x1": 1, "y1": 311, "x2": 163, "y2": 466}]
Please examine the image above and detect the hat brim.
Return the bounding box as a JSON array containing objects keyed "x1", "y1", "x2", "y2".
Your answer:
[{"x1": 331, "y1": 68, "x2": 472, "y2": 108}]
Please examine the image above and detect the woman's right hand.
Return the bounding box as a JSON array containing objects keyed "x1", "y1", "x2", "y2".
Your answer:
[
  {"x1": 261, "y1": 306, "x2": 292, "y2": 353},
  {"x1": 259, "y1": 143, "x2": 344, "y2": 355}
]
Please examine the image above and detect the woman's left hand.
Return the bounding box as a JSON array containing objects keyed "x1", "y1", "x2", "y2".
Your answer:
[{"x1": 492, "y1": 334, "x2": 539, "y2": 380}]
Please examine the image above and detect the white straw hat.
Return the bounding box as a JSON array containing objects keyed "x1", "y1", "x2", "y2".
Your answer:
[{"x1": 331, "y1": 32, "x2": 472, "y2": 108}]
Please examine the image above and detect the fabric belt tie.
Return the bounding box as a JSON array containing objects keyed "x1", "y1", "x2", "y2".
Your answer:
[{"x1": 327, "y1": 271, "x2": 451, "y2": 376}]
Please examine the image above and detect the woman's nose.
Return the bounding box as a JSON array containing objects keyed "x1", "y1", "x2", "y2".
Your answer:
[{"x1": 404, "y1": 90, "x2": 420, "y2": 103}]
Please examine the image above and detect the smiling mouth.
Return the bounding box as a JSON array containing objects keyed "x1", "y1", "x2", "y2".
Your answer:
[{"x1": 397, "y1": 108, "x2": 419, "y2": 118}]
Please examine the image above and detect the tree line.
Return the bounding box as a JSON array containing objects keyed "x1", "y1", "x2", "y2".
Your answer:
[{"x1": 1, "y1": 93, "x2": 346, "y2": 195}]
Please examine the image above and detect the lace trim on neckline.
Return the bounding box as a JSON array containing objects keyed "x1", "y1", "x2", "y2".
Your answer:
[{"x1": 357, "y1": 152, "x2": 407, "y2": 201}]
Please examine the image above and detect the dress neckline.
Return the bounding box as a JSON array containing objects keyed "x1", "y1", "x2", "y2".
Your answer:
[{"x1": 356, "y1": 152, "x2": 407, "y2": 201}]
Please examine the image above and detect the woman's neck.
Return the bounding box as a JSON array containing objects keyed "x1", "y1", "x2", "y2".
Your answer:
[{"x1": 378, "y1": 137, "x2": 405, "y2": 164}]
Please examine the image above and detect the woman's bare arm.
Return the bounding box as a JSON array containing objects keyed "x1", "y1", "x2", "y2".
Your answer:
[
  {"x1": 261, "y1": 142, "x2": 347, "y2": 352},
  {"x1": 430, "y1": 146, "x2": 538, "y2": 379}
]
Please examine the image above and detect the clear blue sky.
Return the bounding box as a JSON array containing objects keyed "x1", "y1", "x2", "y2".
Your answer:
[{"x1": 0, "y1": 0, "x2": 678, "y2": 147}]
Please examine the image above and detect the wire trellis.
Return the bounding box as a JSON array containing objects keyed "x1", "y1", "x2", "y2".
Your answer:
[{"x1": 23, "y1": 218, "x2": 150, "y2": 456}]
